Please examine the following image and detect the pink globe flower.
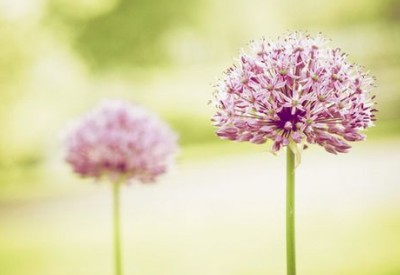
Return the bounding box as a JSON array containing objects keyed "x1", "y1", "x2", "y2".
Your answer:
[
  {"x1": 212, "y1": 32, "x2": 377, "y2": 155},
  {"x1": 64, "y1": 100, "x2": 178, "y2": 183}
]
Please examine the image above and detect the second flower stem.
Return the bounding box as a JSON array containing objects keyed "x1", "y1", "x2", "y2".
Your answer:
[
  {"x1": 286, "y1": 148, "x2": 296, "y2": 275},
  {"x1": 113, "y1": 182, "x2": 122, "y2": 275}
]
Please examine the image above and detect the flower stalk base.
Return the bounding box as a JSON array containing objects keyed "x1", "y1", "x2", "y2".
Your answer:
[
  {"x1": 113, "y1": 182, "x2": 122, "y2": 275},
  {"x1": 286, "y1": 148, "x2": 296, "y2": 275}
]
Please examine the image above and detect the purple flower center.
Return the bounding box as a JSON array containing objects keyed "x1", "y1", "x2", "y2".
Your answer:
[{"x1": 276, "y1": 107, "x2": 306, "y2": 131}]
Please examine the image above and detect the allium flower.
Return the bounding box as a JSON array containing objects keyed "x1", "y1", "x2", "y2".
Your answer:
[
  {"x1": 64, "y1": 99, "x2": 178, "y2": 183},
  {"x1": 212, "y1": 32, "x2": 377, "y2": 155}
]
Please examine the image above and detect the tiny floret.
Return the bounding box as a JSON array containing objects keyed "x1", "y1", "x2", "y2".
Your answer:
[
  {"x1": 64, "y1": 100, "x2": 178, "y2": 183},
  {"x1": 212, "y1": 32, "x2": 377, "y2": 155}
]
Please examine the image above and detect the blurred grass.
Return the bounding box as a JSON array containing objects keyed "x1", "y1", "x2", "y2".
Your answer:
[
  {"x1": 1, "y1": 141, "x2": 400, "y2": 275},
  {"x1": 0, "y1": 0, "x2": 399, "y2": 274}
]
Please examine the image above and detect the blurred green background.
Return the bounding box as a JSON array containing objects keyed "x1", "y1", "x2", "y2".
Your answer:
[{"x1": 0, "y1": 0, "x2": 399, "y2": 274}]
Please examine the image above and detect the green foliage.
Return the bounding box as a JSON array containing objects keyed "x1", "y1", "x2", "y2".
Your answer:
[
  {"x1": 166, "y1": 114, "x2": 216, "y2": 146},
  {"x1": 49, "y1": 0, "x2": 201, "y2": 71}
]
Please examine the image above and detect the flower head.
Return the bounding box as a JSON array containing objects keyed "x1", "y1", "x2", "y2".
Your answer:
[
  {"x1": 64, "y1": 100, "x2": 178, "y2": 183},
  {"x1": 212, "y1": 32, "x2": 377, "y2": 155}
]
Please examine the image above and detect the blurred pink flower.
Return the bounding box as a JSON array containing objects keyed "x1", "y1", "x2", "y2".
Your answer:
[
  {"x1": 212, "y1": 32, "x2": 377, "y2": 154},
  {"x1": 64, "y1": 100, "x2": 178, "y2": 183}
]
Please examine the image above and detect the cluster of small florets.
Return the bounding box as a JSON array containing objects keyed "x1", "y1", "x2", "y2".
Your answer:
[
  {"x1": 212, "y1": 32, "x2": 377, "y2": 154},
  {"x1": 65, "y1": 100, "x2": 178, "y2": 183}
]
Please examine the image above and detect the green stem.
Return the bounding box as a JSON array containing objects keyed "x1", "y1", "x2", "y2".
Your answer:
[
  {"x1": 286, "y1": 148, "x2": 296, "y2": 275},
  {"x1": 113, "y1": 182, "x2": 122, "y2": 275}
]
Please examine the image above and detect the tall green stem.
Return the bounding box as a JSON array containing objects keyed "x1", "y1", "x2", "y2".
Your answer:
[
  {"x1": 286, "y1": 148, "x2": 296, "y2": 275},
  {"x1": 113, "y1": 182, "x2": 122, "y2": 275}
]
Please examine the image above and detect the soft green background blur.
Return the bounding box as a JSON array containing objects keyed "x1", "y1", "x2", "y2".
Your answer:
[{"x1": 0, "y1": 0, "x2": 399, "y2": 274}]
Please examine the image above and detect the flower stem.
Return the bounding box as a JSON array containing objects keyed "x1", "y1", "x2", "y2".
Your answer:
[
  {"x1": 113, "y1": 182, "x2": 123, "y2": 275},
  {"x1": 286, "y1": 148, "x2": 296, "y2": 275}
]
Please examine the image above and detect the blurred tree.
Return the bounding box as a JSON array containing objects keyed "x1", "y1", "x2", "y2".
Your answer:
[
  {"x1": 48, "y1": 0, "x2": 201, "y2": 72},
  {"x1": 383, "y1": 0, "x2": 400, "y2": 23},
  {"x1": 0, "y1": 19, "x2": 38, "y2": 185},
  {"x1": 0, "y1": 21, "x2": 28, "y2": 98}
]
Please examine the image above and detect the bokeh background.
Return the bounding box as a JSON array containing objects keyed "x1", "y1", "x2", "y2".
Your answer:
[{"x1": 0, "y1": 0, "x2": 399, "y2": 274}]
